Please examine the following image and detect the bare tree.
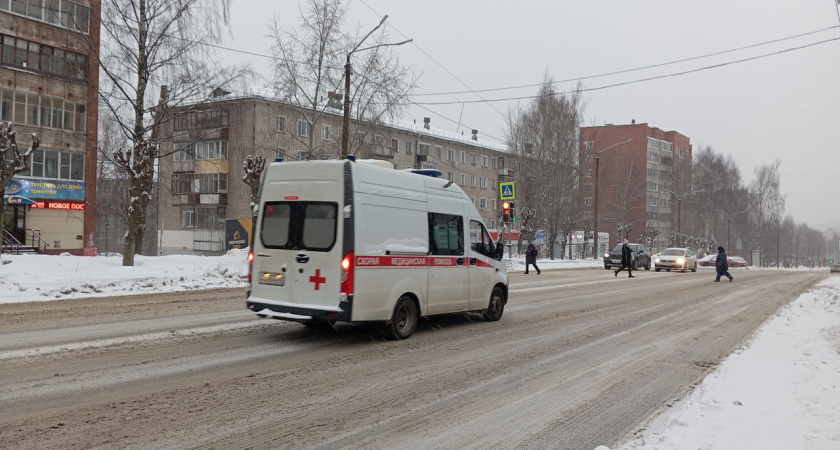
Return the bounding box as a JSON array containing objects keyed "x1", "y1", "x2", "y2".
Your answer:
[
  {"x1": 748, "y1": 159, "x2": 785, "y2": 257},
  {"x1": 242, "y1": 155, "x2": 266, "y2": 218},
  {"x1": 505, "y1": 76, "x2": 585, "y2": 258},
  {"x1": 688, "y1": 145, "x2": 745, "y2": 246},
  {"x1": 268, "y1": 0, "x2": 418, "y2": 159},
  {"x1": 0, "y1": 123, "x2": 39, "y2": 253},
  {"x1": 98, "y1": 0, "x2": 251, "y2": 266}
]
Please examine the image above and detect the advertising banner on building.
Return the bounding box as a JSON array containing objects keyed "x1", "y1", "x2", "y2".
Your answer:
[
  {"x1": 225, "y1": 217, "x2": 253, "y2": 250},
  {"x1": 6, "y1": 177, "x2": 85, "y2": 201}
]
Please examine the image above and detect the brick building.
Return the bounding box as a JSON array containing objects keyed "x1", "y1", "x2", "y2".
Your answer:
[
  {"x1": 156, "y1": 96, "x2": 515, "y2": 255},
  {"x1": 1, "y1": 0, "x2": 100, "y2": 255},
  {"x1": 579, "y1": 123, "x2": 691, "y2": 253}
]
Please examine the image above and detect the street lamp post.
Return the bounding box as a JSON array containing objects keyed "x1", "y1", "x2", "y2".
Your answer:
[
  {"x1": 340, "y1": 15, "x2": 411, "y2": 158},
  {"x1": 592, "y1": 138, "x2": 633, "y2": 260}
]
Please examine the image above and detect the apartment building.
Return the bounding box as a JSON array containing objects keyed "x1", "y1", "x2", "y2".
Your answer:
[
  {"x1": 156, "y1": 96, "x2": 514, "y2": 255},
  {"x1": 579, "y1": 122, "x2": 691, "y2": 252},
  {"x1": 1, "y1": 0, "x2": 100, "y2": 255}
]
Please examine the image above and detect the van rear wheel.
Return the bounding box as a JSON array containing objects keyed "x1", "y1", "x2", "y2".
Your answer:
[
  {"x1": 483, "y1": 287, "x2": 505, "y2": 322},
  {"x1": 386, "y1": 296, "x2": 418, "y2": 340}
]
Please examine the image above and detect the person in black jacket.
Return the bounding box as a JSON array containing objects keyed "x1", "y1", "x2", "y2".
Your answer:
[
  {"x1": 614, "y1": 239, "x2": 635, "y2": 278},
  {"x1": 714, "y1": 246, "x2": 734, "y2": 282},
  {"x1": 525, "y1": 243, "x2": 541, "y2": 275}
]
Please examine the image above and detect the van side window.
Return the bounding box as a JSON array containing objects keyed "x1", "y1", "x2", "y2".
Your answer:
[
  {"x1": 469, "y1": 220, "x2": 494, "y2": 256},
  {"x1": 428, "y1": 213, "x2": 463, "y2": 256},
  {"x1": 261, "y1": 201, "x2": 337, "y2": 251}
]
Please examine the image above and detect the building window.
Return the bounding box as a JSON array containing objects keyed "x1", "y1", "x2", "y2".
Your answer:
[
  {"x1": 182, "y1": 210, "x2": 195, "y2": 228},
  {"x1": 197, "y1": 173, "x2": 227, "y2": 193},
  {"x1": 390, "y1": 138, "x2": 399, "y2": 153},
  {"x1": 405, "y1": 141, "x2": 413, "y2": 155},
  {"x1": 0, "y1": 89, "x2": 85, "y2": 132},
  {"x1": 491, "y1": 199, "x2": 497, "y2": 210},
  {"x1": 492, "y1": 157, "x2": 497, "y2": 169},
  {"x1": 297, "y1": 150, "x2": 310, "y2": 161},
  {"x1": 275, "y1": 116, "x2": 287, "y2": 133},
  {"x1": 175, "y1": 109, "x2": 227, "y2": 130},
  {"x1": 470, "y1": 153, "x2": 476, "y2": 165},
  {"x1": 584, "y1": 197, "x2": 593, "y2": 207},
  {"x1": 28, "y1": 149, "x2": 84, "y2": 180},
  {"x1": 447, "y1": 149, "x2": 455, "y2": 161},
  {"x1": 1, "y1": 0, "x2": 91, "y2": 34},
  {"x1": 585, "y1": 169, "x2": 592, "y2": 178},
  {"x1": 585, "y1": 155, "x2": 594, "y2": 164},
  {"x1": 480, "y1": 155, "x2": 488, "y2": 167},
  {"x1": 479, "y1": 198, "x2": 487, "y2": 210},
  {"x1": 322, "y1": 124, "x2": 331, "y2": 141},
  {"x1": 298, "y1": 119, "x2": 311, "y2": 137},
  {"x1": 446, "y1": 171, "x2": 454, "y2": 181},
  {"x1": 584, "y1": 141, "x2": 593, "y2": 151},
  {"x1": 418, "y1": 143, "x2": 429, "y2": 155},
  {"x1": 0, "y1": 34, "x2": 87, "y2": 80},
  {"x1": 459, "y1": 173, "x2": 466, "y2": 185},
  {"x1": 470, "y1": 175, "x2": 476, "y2": 187},
  {"x1": 196, "y1": 206, "x2": 225, "y2": 229},
  {"x1": 480, "y1": 177, "x2": 488, "y2": 188},
  {"x1": 459, "y1": 151, "x2": 466, "y2": 164}
]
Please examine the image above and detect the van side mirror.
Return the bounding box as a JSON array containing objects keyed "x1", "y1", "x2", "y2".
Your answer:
[{"x1": 494, "y1": 239, "x2": 505, "y2": 260}]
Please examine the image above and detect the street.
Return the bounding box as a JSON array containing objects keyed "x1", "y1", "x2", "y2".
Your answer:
[{"x1": 0, "y1": 268, "x2": 826, "y2": 450}]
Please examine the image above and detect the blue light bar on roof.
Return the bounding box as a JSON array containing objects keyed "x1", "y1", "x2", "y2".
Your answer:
[{"x1": 410, "y1": 169, "x2": 442, "y2": 178}]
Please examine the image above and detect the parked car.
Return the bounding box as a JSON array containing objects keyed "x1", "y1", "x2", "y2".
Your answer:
[
  {"x1": 698, "y1": 254, "x2": 716, "y2": 267},
  {"x1": 831, "y1": 264, "x2": 840, "y2": 273},
  {"x1": 654, "y1": 247, "x2": 698, "y2": 273},
  {"x1": 729, "y1": 256, "x2": 748, "y2": 268},
  {"x1": 604, "y1": 243, "x2": 652, "y2": 270},
  {"x1": 699, "y1": 254, "x2": 748, "y2": 268}
]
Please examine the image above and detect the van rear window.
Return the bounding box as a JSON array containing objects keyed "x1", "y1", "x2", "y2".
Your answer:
[{"x1": 261, "y1": 201, "x2": 337, "y2": 251}]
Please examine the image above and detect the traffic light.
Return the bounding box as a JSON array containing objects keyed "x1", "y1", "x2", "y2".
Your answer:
[
  {"x1": 502, "y1": 201, "x2": 510, "y2": 221},
  {"x1": 510, "y1": 202, "x2": 516, "y2": 222}
]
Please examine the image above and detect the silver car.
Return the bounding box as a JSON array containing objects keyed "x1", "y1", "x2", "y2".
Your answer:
[{"x1": 654, "y1": 247, "x2": 698, "y2": 273}]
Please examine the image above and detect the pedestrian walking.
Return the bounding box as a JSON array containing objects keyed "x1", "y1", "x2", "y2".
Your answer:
[
  {"x1": 714, "y1": 246, "x2": 734, "y2": 282},
  {"x1": 525, "y1": 243, "x2": 541, "y2": 275},
  {"x1": 614, "y1": 239, "x2": 636, "y2": 278}
]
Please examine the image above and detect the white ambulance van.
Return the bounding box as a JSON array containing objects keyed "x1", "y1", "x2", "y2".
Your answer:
[{"x1": 246, "y1": 158, "x2": 508, "y2": 339}]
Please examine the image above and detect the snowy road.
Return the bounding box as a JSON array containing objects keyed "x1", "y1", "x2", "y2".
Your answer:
[{"x1": 0, "y1": 269, "x2": 826, "y2": 449}]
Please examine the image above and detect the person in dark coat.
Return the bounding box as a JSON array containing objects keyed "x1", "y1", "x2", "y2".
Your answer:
[
  {"x1": 614, "y1": 239, "x2": 635, "y2": 278},
  {"x1": 714, "y1": 246, "x2": 733, "y2": 282},
  {"x1": 525, "y1": 243, "x2": 541, "y2": 275}
]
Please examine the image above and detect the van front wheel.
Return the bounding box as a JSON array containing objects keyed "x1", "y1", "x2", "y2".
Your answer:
[
  {"x1": 386, "y1": 296, "x2": 418, "y2": 340},
  {"x1": 483, "y1": 287, "x2": 505, "y2": 322}
]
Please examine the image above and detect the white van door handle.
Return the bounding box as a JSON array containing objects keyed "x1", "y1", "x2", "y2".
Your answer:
[{"x1": 296, "y1": 253, "x2": 309, "y2": 263}]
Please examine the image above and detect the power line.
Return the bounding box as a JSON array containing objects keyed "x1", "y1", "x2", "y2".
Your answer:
[
  {"x1": 355, "y1": 0, "x2": 508, "y2": 123},
  {"x1": 416, "y1": 25, "x2": 840, "y2": 97},
  {"x1": 408, "y1": 36, "x2": 840, "y2": 106}
]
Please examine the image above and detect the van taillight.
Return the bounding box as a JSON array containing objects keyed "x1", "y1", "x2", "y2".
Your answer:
[
  {"x1": 247, "y1": 250, "x2": 254, "y2": 283},
  {"x1": 340, "y1": 251, "x2": 354, "y2": 295}
]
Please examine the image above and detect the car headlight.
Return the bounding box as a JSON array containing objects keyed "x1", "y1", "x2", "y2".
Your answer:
[
  {"x1": 604, "y1": 253, "x2": 609, "y2": 258},
  {"x1": 677, "y1": 257, "x2": 685, "y2": 265},
  {"x1": 655, "y1": 258, "x2": 661, "y2": 263}
]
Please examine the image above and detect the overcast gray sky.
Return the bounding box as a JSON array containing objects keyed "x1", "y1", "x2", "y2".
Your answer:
[{"x1": 225, "y1": 0, "x2": 840, "y2": 230}]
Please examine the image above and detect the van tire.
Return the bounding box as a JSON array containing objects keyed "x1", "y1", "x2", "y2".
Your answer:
[
  {"x1": 386, "y1": 296, "x2": 418, "y2": 340},
  {"x1": 483, "y1": 287, "x2": 505, "y2": 322}
]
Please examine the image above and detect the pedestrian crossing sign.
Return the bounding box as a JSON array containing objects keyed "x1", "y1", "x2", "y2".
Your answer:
[{"x1": 499, "y1": 182, "x2": 515, "y2": 200}]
